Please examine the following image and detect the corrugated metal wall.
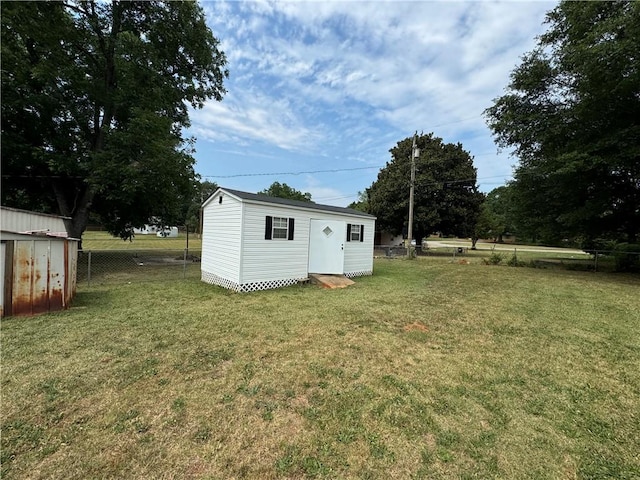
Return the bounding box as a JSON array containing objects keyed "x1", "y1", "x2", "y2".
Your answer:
[
  {"x1": 0, "y1": 207, "x2": 68, "y2": 234},
  {"x1": 1, "y1": 236, "x2": 78, "y2": 317}
]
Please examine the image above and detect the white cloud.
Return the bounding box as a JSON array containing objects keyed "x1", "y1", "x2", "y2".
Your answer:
[
  {"x1": 190, "y1": 87, "x2": 325, "y2": 151},
  {"x1": 196, "y1": 0, "x2": 556, "y2": 199}
]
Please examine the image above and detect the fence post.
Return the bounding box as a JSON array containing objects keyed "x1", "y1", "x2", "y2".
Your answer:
[
  {"x1": 183, "y1": 248, "x2": 187, "y2": 279},
  {"x1": 87, "y1": 250, "x2": 92, "y2": 287},
  {"x1": 514, "y1": 248, "x2": 517, "y2": 264},
  {"x1": 594, "y1": 250, "x2": 598, "y2": 272}
]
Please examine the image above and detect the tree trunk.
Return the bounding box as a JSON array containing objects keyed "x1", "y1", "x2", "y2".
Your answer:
[
  {"x1": 53, "y1": 2, "x2": 121, "y2": 248},
  {"x1": 53, "y1": 181, "x2": 94, "y2": 249}
]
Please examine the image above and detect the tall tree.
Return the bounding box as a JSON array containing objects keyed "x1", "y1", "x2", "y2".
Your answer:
[
  {"x1": 480, "y1": 185, "x2": 517, "y2": 243},
  {"x1": 485, "y1": 0, "x2": 640, "y2": 245},
  {"x1": 258, "y1": 182, "x2": 313, "y2": 202},
  {"x1": 348, "y1": 191, "x2": 369, "y2": 213},
  {"x1": 473, "y1": 197, "x2": 493, "y2": 246},
  {"x1": 184, "y1": 179, "x2": 218, "y2": 233},
  {"x1": 1, "y1": 1, "x2": 228, "y2": 241},
  {"x1": 367, "y1": 133, "x2": 483, "y2": 243}
]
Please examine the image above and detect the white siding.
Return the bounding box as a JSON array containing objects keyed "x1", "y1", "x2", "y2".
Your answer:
[
  {"x1": 344, "y1": 220, "x2": 375, "y2": 275},
  {"x1": 240, "y1": 203, "x2": 310, "y2": 284},
  {"x1": 241, "y1": 205, "x2": 375, "y2": 284},
  {"x1": 200, "y1": 188, "x2": 376, "y2": 292},
  {"x1": 201, "y1": 193, "x2": 242, "y2": 284}
]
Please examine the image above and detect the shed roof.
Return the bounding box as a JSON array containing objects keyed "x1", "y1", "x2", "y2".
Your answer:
[
  {"x1": 0, "y1": 230, "x2": 79, "y2": 241},
  {"x1": 205, "y1": 188, "x2": 376, "y2": 219},
  {"x1": 0, "y1": 206, "x2": 71, "y2": 220},
  {"x1": 1, "y1": 205, "x2": 70, "y2": 236}
]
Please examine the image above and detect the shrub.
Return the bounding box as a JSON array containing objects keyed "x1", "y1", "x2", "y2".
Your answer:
[
  {"x1": 580, "y1": 237, "x2": 617, "y2": 256},
  {"x1": 506, "y1": 253, "x2": 525, "y2": 267},
  {"x1": 483, "y1": 250, "x2": 505, "y2": 265}
]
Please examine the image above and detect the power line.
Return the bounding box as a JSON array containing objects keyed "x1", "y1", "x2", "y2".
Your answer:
[
  {"x1": 201, "y1": 165, "x2": 383, "y2": 179},
  {"x1": 3, "y1": 171, "x2": 511, "y2": 185},
  {"x1": 314, "y1": 193, "x2": 360, "y2": 202},
  {"x1": 313, "y1": 175, "x2": 511, "y2": 203}
]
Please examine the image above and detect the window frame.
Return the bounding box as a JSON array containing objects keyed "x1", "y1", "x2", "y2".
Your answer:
[
  {"x1": 271, "y1": 216, "x2": 289, "y2": 240},
  {"x1": 265, "y1": 215, "x2": 295, "y2": 241},
  {"x1": 349, "y1": 223, "x2": 361, "y2": 242},
  {"x1": 347, "y1": 223, "x2": 364, "y2": 242}
]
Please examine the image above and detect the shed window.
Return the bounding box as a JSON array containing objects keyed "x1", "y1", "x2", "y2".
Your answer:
[
  {"x1": 272, "y1": 217, "x2": 288, "y2": 239},
  {"x1": 347, "y1": 224, "x2": 364, "y2": 242},
  {"x1": 265, "y1": 216, "x2": 295, "y2": 240}
]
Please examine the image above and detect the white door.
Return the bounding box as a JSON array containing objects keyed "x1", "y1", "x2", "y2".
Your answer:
[{"x1": 308, "y1": 219, "x2": 345, "y2": 274}]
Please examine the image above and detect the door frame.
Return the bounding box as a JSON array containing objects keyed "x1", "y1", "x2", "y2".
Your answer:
[{"x1": 308, "y1": 219, "x2": 345, "y2": 274}]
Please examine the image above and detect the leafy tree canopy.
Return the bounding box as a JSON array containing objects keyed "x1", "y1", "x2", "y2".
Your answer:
[
  {"x1": 477, "y1": 185, "x2": 517, "y2": 243},
  {"x1": 367, "y1": 133, "x2": 483, "y2": 242},
  {"x1": 1, "y1": 1, "x2": 228, "y2": 241},
  {"x1": 485, "y1": 0, "x2": 640, "y2": 245},
  {"x1": 348, "y1": 191, "x2": 369, "y2": 212},
  {"x1": 473, "y1": 199, "x2": 494, "y2": 245},
  {"x1": 258, "y1": 182, "x2": 313, "y2": 202}
]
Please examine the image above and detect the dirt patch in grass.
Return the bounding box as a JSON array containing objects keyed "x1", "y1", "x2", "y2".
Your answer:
[{"x1": 403, "y1": 322, "x2": 429, "y2": 332}]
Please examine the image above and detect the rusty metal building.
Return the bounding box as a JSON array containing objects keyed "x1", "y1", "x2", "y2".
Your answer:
[
  {"x1": 1, "y1": 208, "x2": 79, "y2": 317},
  {"x1": 1, "y1": 206, "x2": 69, "y2": 236}
]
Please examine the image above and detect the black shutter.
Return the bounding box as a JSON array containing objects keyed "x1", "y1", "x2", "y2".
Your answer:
[
  {"x1": 265, "y1": 216, "x2": 273, "y2": 240},
  {"x1": 288, "y1": 218, "x2": 295, "y2": 240},
  {"x1": 360, "y1": 224, "x2": 364, "y2": 242},
  {"x1": 346, "y1": 223, "x2": 352, "y2": 242}
]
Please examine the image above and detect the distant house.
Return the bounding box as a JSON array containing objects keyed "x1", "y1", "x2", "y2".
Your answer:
[
  {"x1": 156, "y1": 227, "x2": 179, "y2": 238},
  {"x1": 201, "y1": 188, "x2": 376, "y2": 292},
  {"x1": 1, "y1": 207, "x2": 78, "y2": 317},
  {"x1": 375, "y1": 231, "x2": 405, "y2": 246},
  {"x1": 133, "y1": 225, "x2": 160, "y2": 235},
  {"x1": 134, "y1": 223, "x2": 179, "y2": 237}
]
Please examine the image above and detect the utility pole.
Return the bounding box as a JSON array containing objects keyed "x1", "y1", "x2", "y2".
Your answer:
[{"x1": 407, "y1": 132, "x2": 419, "y2": 257}]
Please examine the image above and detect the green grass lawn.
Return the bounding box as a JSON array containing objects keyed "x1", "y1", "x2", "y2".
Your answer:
[
  {"x1": 2, "y1": 259, "x2": 639, "y2": 479},
  {"x1": 82, "y1": 230, "x2": 201, "y2": 251}
]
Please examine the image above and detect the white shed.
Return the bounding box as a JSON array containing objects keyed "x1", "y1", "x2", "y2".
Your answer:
[{"x1": 201, "y1": 188, "x2": 376, "y2": 292}]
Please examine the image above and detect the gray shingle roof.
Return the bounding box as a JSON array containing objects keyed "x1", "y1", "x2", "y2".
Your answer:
[{"x1": 218, "y1": 188, "x2": 376, "y2": 219}]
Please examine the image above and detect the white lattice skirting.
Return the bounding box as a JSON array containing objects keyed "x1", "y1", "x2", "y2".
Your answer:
[
  {"x1": 201, "y1": 270, "x2": 307, "y2": 293},
  {"x1": 344, "y1": 270, "x2": 372, "y2": 278}
]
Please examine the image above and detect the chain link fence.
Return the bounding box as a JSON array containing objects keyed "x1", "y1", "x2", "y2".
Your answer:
[
  {"x1": 77, "y1": 244, "x2": 639, "y2": 287},
  {"x1": 374, "y1": 244, "x2": 640, "y2": 272},
  {"x1": 77, "y1": 249, "x2": 202, "y2": 286}
]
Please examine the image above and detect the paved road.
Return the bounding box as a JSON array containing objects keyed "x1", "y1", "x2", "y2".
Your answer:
[{"x1": 425, "y1": 240, "x2": 589, "y2": 256}]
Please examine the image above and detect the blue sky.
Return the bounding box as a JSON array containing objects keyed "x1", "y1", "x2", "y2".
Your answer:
[{"x1": 188, "y1": 0, "x2": 556, "y2": 206}]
